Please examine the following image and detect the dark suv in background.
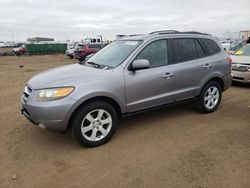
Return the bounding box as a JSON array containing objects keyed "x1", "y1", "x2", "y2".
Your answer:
[
  {"x1": 74, "y1": 43, "x2": 104, "y2": 61},
  {"x1": 21, "y1": 30, "x2": 232, "y2": 147}
]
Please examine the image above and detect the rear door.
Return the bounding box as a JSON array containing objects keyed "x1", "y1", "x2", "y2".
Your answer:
[
  {"x1": 172, "y1": 38, "x2": 211, "y2": 101},
  {"x1": 124, "y1": 39, "x2": 175, "y2": 112}
]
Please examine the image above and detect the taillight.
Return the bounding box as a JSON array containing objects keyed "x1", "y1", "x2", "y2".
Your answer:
[{"x1": 226, "y1": 56, "x2": 232, "y2": 64}]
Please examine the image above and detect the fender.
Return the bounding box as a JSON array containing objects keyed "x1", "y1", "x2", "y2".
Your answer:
[{"x1": 63, "y1": 91, "x2": 125, "y2": 129}]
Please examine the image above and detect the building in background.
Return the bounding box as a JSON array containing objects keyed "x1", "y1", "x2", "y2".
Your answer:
[{"x1": 27, "y1": 37, "x2": 54, "y2": 43}]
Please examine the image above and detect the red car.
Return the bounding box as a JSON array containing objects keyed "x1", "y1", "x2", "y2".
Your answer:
[
  {"x1": 12, "y1": 44, "x2": 26, "y2": 56},
  {"x1": 74, "y1": 44, "x2": 103, "y2": 61}
]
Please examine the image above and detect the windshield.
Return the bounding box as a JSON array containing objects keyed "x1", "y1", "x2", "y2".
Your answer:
[
  {"x1": 234, "y1": 45, "x2": 250, "y2": 56},
  {"x1": 86, "y1": 40, "x2": 142, "y2": 68}
]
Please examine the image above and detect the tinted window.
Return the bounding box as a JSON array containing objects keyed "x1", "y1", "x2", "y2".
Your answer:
[
  {"x1": 195, "y1": 40, "x2": 206, "y2": 58},
  {"x1": 136, "y1": 40, "x2": 168, "y2": 68},
  {"x1": 173, "y1": 39, "x2": 197, "y2": 62},
  {"x1": 89, "y1": 44, "x2": 102, "y2": 49},
  {"x1": 173, "y1": 38, "x2": 206, "y2": 63},
  {"x1": 200, "y1": 38, "x2": 220, "y2": 55}
]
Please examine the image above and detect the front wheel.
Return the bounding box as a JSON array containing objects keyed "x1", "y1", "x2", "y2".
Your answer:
[
  {"x1": 196, "y1": 81, "x2": 222, "y2": 113},
  {"x1": 71, "y1": 101, "x2": 118, "y2": 147}
]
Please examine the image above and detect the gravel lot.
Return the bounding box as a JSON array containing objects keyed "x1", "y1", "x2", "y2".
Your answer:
[{"x1": 0, "y1": 55, "x2": 249, "y2": 188}]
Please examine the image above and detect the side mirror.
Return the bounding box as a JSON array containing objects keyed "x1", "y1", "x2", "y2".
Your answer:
[{"x1": 130, "y1": 59, "x2": 150, "y2": 71}]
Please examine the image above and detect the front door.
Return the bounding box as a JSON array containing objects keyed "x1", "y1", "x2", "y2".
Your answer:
[{"x1": 124, "y1": 39, "x2": 175, "y2": 112}]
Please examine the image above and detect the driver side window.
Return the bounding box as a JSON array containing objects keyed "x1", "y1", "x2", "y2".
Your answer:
[{"x1": 136, "y1": 40, "x2": 168, "y2": 68}]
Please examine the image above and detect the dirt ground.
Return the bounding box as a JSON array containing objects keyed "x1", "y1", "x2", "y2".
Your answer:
[{"x1": 0, "y1": 55, "x2": 249, "y2": 188}]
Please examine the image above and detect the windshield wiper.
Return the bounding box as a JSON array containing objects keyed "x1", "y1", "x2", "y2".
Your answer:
[{"x1": 86, "y1": 61, "x2": 101, "y2": 68}]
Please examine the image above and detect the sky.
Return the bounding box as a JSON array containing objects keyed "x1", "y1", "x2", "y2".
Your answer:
[{"x1": 0, "y1": 0, "x2": 249, "y2": 42}]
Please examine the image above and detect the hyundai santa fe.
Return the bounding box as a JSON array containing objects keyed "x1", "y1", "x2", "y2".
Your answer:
[{"x1": 21, "y1": 30, "x2": 232, "y2": 147}]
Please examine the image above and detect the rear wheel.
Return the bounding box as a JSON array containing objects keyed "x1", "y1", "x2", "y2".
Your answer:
[
  {"x1": 71, "y1": 101, "x2": 118, "y2": 147},
  {"x1": 196, "y1": 81, "x2": 222, "y2": 113}
]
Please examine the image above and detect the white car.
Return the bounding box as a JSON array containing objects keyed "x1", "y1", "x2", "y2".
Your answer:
[
  {"x1": 231, "y1": 44, "x2": 250, "y2": 83},
  {"x1": 65, "y1": 43, "x2": 84, "y2": 59},
  {"x1": 220, "y1": 41, "x2": 231, "y2": 52}
]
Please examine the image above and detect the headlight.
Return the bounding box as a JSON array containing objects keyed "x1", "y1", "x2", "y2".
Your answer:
[{"x1": 36, "y1": 87, "x2": 74, "y2": 101}]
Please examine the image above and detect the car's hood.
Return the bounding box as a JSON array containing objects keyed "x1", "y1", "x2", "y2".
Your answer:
[
  {"x1": 28, "y1": 64, "x2": 113, "y2": 89},
  {"x1": 231, "y1": 55, "x2": 250, "y2": 65}
]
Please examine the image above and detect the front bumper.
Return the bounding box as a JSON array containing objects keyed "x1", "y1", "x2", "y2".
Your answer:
[
  {"x1": 21, "y1": 90, "x2": 76, "y2": 132},
  {"x1": 232, "y1": 70, "x2": 250, "y2": 83},
  {"x1": 65, "y1": 51, "x2": 73, "y2": 57}
]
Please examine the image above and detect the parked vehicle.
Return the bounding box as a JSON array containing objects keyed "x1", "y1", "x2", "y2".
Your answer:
[
  {"x1": 83, "y1": 36, "x2": 103, "y2": 44},
  {"x1": 12, "y1": 44, "x2": 26, "y2": 56},
  {"x1": 231, "y1": 44, "x2": 250, "y2": 83},
  {"x1": 220, "y1": 41, "x2": 231, "y2": 51},
  {"x1": 65, "y1": 43, "x2": 84, "y2": 59},
  {"x1": 21, "y1": 30, "x2": 232, "y2": 147},
  {"x1": 65, "y1": 48, "x2": 74, "y2": 59},
  {"x1": 228, "y1": 42, "x2": 243, "y2": 55},
  {"x1": 0, "y1": 42, "x2": 5, "y2": 47},
  {"x1": 74, "y1": 43, "x2": 103, "y2": 61}
]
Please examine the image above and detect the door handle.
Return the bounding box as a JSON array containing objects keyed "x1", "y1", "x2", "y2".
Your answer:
[
  {"x1": 163, "y1": 72, "x2": 174, "y2": 79},
  {"x1": 203, "y1": 64, "x2": 212, "y2": 69}
]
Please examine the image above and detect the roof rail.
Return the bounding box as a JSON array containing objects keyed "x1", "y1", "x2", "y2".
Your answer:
[
  {"x1": 180, "y1": 31, "x2": 211, "y2": 36},
  {"x1": 128, "y1": 34, "x2": 144, "y2": 37},
  {"x1": 150, "y1": 30, "x2": 211, "y2": 36},
  {"x1": 149, "y1": 30, "x2": 179, "y2": 34}
]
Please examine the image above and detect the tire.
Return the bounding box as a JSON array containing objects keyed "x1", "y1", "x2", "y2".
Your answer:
[
  {"x1": 71, "y1": 100, "x2": 118, "y2": 147},
  {"x1": 196, "y1": 81, "x2": 222, "y2": 113}
]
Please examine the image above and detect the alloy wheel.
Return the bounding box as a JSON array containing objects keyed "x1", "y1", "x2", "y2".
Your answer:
[
  {"x1": 81, "y1": 109, "x2": 112, "y2": 141},
  {"x1": 204, "y1": 86, "x2": 219, "y2": 110}
]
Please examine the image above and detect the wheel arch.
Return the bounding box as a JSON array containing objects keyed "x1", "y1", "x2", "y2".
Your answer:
[
  {"x1": 200, "y1": 76, "x2": 225, "y2": 94},
  {"x1": 65, "y1": 96, "x2": 123, "y2": 132}
]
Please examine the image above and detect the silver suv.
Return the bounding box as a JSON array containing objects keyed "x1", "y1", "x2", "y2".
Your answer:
[{"x1": 21, "y1": 30, "x2": 232, "y2": 147}]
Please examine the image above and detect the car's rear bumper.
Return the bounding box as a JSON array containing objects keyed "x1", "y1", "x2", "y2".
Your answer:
[
  {"x1": 223, "y1": 74, "x2": 232, "y2": 91},
  {"x1": 232, "y1": 70, "x2": 250, "y2": 83}
]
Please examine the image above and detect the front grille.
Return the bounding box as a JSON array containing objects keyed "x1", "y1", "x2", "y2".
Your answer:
[
  {"x1": 22, "y1": 85, "x2": 32, "y2": 103},
  {"x1": 232, "y1": 64, "x2": 250, "y2": 72}
]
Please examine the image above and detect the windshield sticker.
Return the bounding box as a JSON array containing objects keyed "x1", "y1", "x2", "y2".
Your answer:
[{"x1": 125, "y1": 41, "x2": 138, "y2": 46}]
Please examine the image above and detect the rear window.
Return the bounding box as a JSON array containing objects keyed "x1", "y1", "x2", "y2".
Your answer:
[
  {"x1": 200, "y1": 38, "x2": 221, "y2": 55},
  {"x1": 173, "y1": 38, "x2": 205, "y2": 63}
]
